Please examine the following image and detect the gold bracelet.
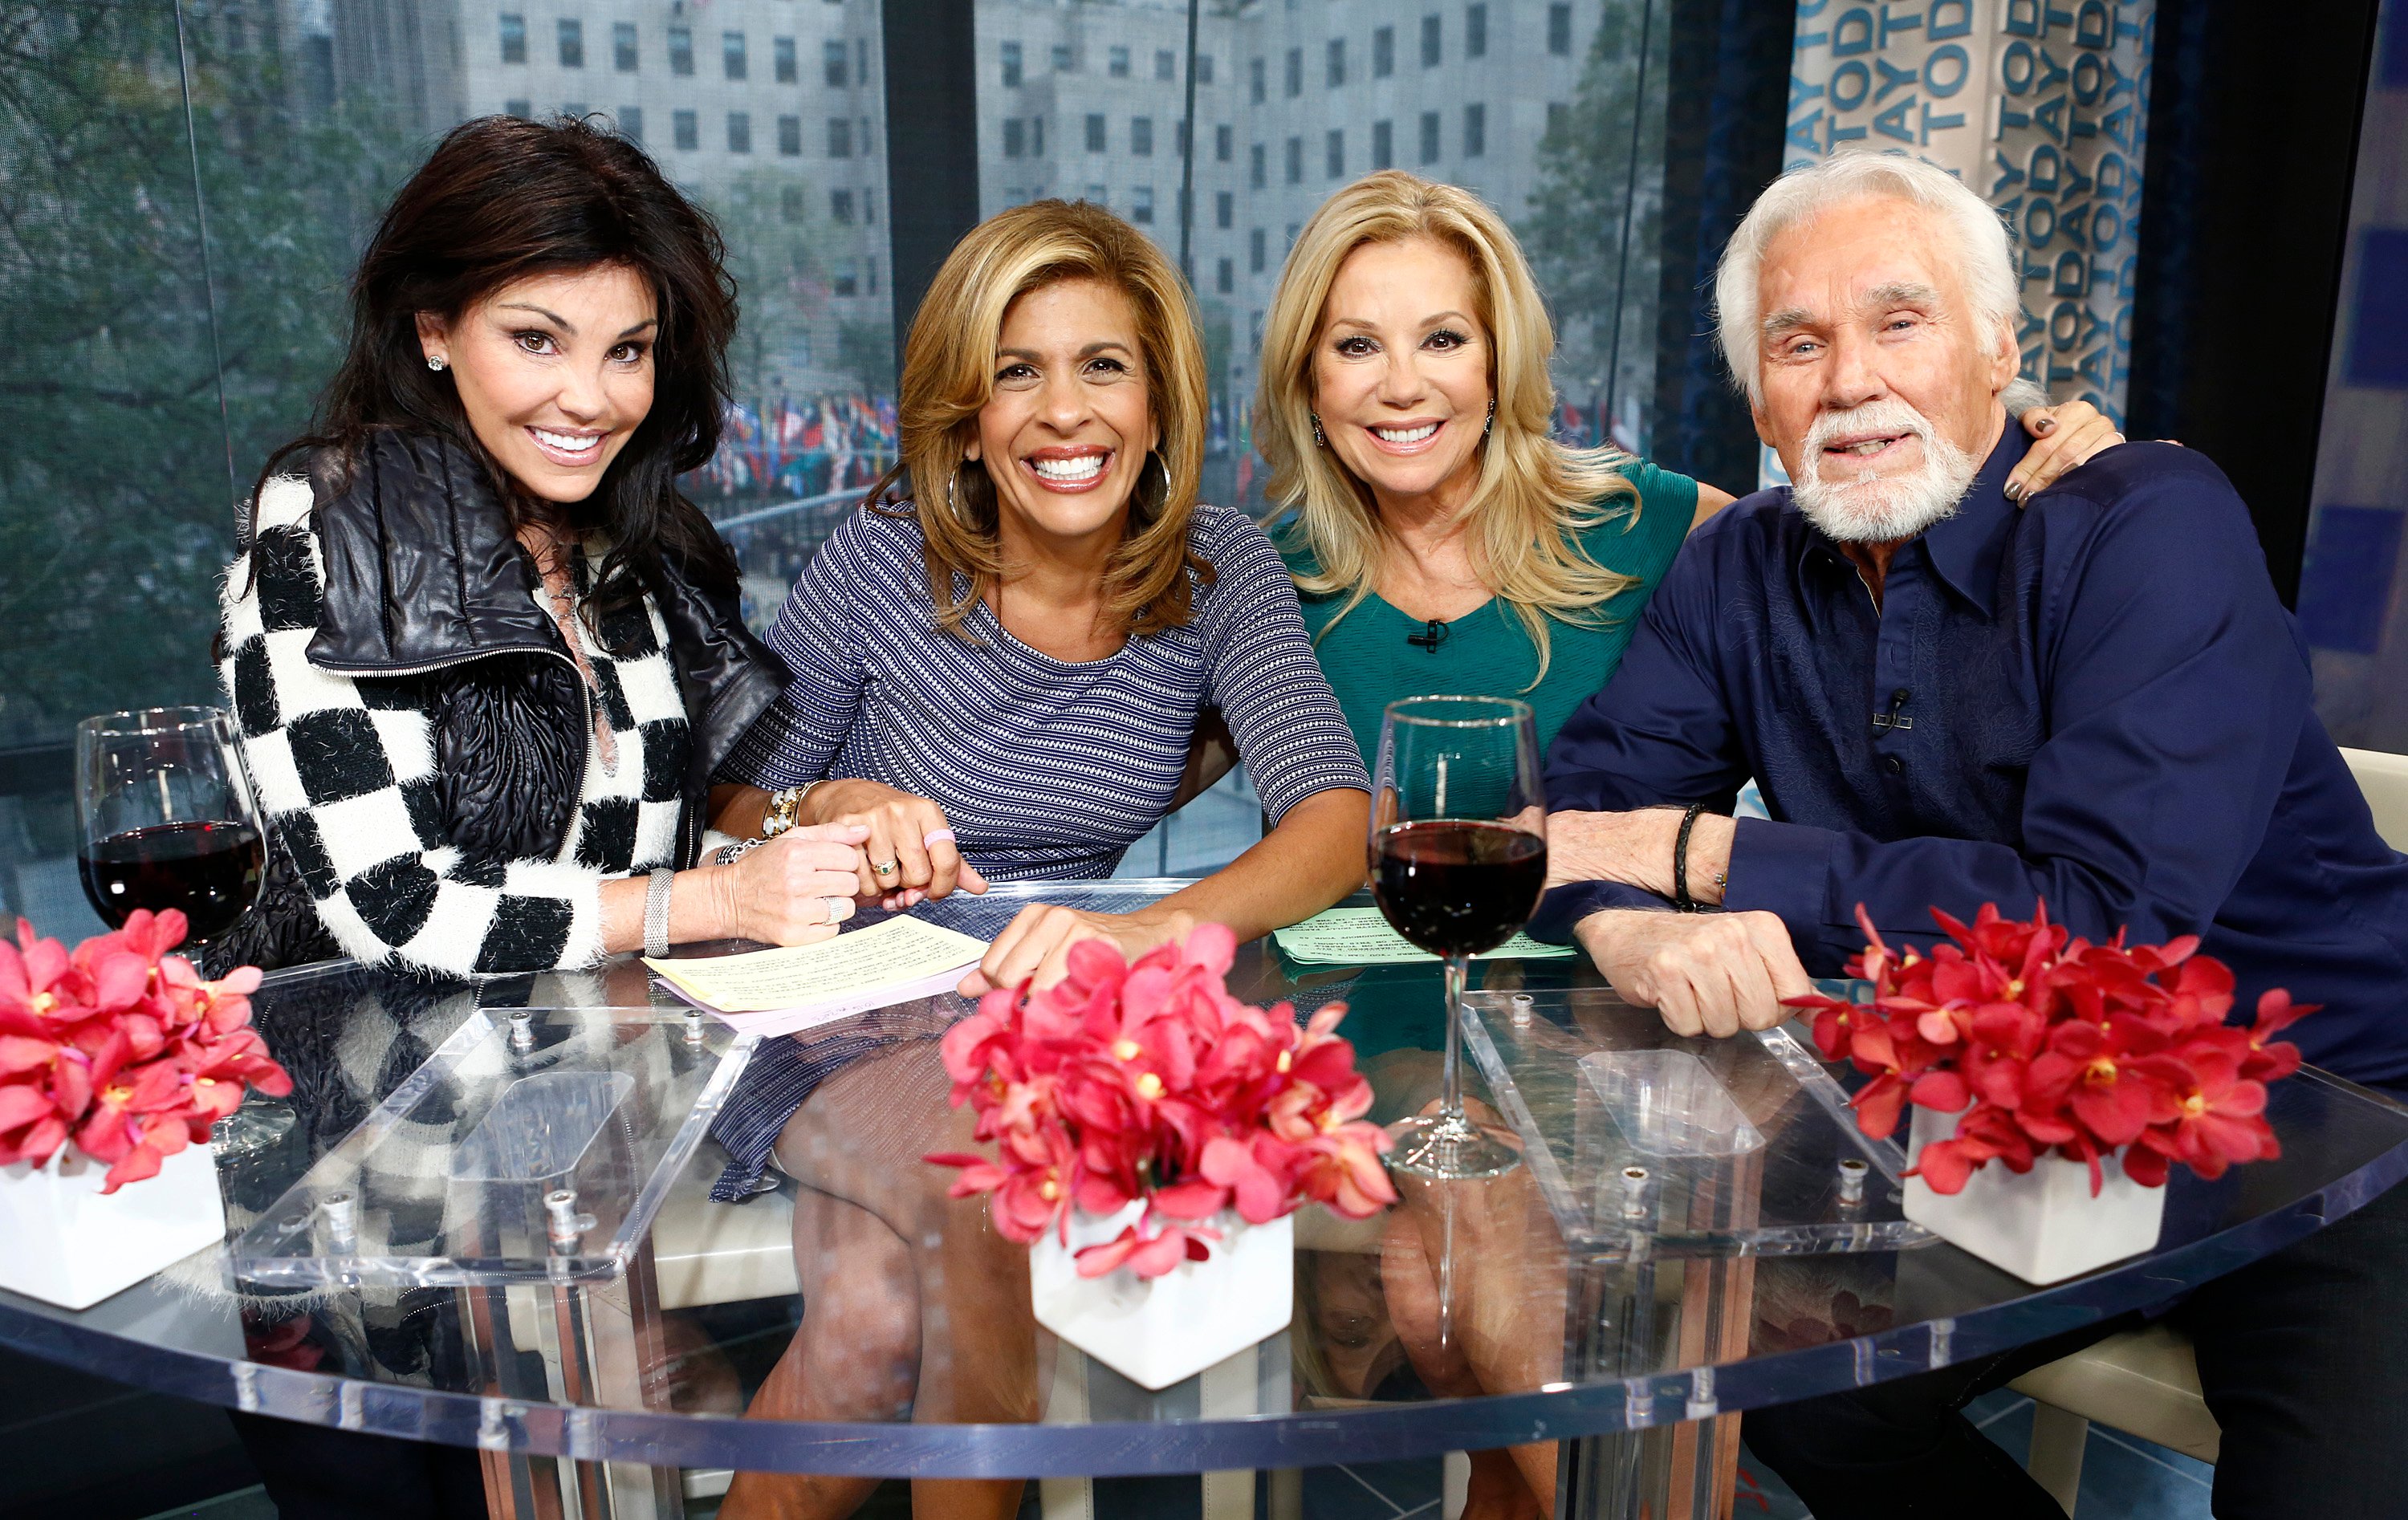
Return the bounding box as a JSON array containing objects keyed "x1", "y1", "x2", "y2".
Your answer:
[{"x1": 759, "y1": 779, "x2": 820, "y2": 839}]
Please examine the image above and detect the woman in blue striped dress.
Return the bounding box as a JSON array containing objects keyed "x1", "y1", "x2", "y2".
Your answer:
[{"x1": 712, "y1": 201, "x2": 1370, "y2": 1520}]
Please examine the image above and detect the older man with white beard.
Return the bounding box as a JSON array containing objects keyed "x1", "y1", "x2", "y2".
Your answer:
[{"x1": 1534, "y1": 152, "x2": 2408, "y2": 1518}]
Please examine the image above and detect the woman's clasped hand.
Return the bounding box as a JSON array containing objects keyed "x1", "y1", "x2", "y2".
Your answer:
[{"x1": 786, "y1": 778, "x2": 990, "y2": 911}]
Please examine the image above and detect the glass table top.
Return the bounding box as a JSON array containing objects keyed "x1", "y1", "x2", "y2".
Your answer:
[{"x1": 4, "y1": 880, "x2": 2405, "y2": 1480}]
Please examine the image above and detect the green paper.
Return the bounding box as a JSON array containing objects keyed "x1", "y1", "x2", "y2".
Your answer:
[{"x1": 1271, "y1": 907, "x2": 1576, "y2": 965}]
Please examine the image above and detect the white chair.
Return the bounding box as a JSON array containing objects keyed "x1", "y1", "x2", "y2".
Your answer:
[{"x1": 2011, "y1": 746, "x2": 2408, "y2": 1513}]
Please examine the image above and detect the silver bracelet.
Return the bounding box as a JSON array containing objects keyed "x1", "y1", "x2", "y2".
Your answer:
[
  {"x1": 716, "y1": 837, "x2": 765, "y2": 868},
  {"x1": 644, "y1": 868, "x2": 674, "y2": 957}
]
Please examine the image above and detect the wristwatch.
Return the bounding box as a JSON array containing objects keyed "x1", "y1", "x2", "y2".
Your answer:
[{"x1": 760, "y1": 780, "x2": 820, "y2": 839}]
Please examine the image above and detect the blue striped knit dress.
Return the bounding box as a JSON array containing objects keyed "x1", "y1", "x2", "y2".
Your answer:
[{"x1": 706, "y1": 498, "x2": 1369, "y2": 1198}]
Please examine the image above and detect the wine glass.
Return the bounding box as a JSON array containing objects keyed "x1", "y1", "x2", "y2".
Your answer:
[
  {"x1": 76, "y1": 705, "x2": 289, "y2": 1156},
  {"x1": 1371, "y1": 696, "x2": 1547, "y2": 1181}
]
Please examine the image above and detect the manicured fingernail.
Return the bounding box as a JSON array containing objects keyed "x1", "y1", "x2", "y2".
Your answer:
[
  {"x1": 2004, "y1": 480, "x2": 2023, "y2": 501},
  {"x1": 2034, "y1": 417, "x2": 2054, "y2": 433}
]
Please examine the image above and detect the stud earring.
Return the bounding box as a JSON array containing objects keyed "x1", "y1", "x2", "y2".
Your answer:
[
  {"x1": 427, "y1": 355, "x2": 447, "y2": 372},
  {"x1": 1309, "y1": 413, "x2": 1327, "y2": 448}
]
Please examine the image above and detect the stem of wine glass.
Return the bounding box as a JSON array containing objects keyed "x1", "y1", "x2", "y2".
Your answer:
[{"x1": 1438, "y1": 953, "x2": 1469, "y2": 1128}]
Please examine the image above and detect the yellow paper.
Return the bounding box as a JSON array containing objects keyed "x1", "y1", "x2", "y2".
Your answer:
[
  {"x1": 1271, "y1": 906, "x2": 1575, "y2": 965},
  {"x1": 643, "y1": 916, "x2": 989, "y2": 1013}
]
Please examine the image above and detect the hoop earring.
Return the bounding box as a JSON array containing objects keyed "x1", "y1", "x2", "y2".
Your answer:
[
  {"x1": 946, "y1": 466, "x2": 968, "y2": 523},
  {"x1": 426, "y1": 355, "x2": 447, "y2": 373},
  {"x1": 1309, "y1": 413, "x2": 1327, "y2": 449},
  {"x1": 1152, "y1": 451, "x2": 1173, "y2": 499}
]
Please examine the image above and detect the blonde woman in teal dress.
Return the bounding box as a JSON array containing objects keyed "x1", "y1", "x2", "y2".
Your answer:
[
  {"x1": 1251, "y1": 169, "x2": 2125, "y2": 1520},
  {"x1": 1256, "y1": 169, "x2": 2119, "y2": 764}
]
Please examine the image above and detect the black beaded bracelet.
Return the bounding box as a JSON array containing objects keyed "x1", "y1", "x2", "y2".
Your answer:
[{"x1": 1672, "y1": 802, "x2": 1708, "y2": 912}]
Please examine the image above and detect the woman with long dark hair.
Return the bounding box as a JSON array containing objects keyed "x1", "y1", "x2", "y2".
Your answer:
[{"x1": 216, "y1": 116, "x2": 871, "y2": 983}]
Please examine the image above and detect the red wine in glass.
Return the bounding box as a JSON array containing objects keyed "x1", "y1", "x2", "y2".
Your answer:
[
  {"x1": 79, "y1": 819, "x2": 265, "y2": 941},
  {"x1": 1372, "y1": 696, "x2": 1548, "y2": 1181},
  {"x1": 1373, "y1": 820, "x2": 1547, "y2": 957}
]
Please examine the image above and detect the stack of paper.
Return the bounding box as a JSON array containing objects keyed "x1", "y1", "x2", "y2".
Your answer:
[
  {"x1": 1271, "y1": 906, "x2": 1576, "y2": 965},
  {"x1": 643, "y1": 916, "x2": 990, "y2": 1038}
]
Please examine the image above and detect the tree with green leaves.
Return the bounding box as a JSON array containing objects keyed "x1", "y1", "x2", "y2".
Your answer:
[{"x1": 1519, "y1": 1, "x2": 1666, "y2": 454}]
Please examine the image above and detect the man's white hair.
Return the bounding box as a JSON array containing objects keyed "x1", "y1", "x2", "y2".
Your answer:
[{"x1": 1714, "y1": 152, "x2": 2021, "y2": 404}]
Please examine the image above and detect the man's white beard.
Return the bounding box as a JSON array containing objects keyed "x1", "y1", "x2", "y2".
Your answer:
[{"x1": 1790, "y1": 399, "x2": 1981, "y2": 543}]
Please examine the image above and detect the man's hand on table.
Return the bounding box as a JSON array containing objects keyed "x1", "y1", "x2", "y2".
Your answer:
[{"x1": 1572, "y1": 909, "x2": 1812, "y2": 1038}]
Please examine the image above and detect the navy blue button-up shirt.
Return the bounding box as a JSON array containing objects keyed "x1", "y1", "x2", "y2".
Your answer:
[{"x1": 1536, "y1": 431, "x2": 2408, "y2": 1089}]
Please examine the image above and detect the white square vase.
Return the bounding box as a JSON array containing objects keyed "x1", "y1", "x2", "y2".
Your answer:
[
  {"x1": 0, "y1": 1143, "x2": 227, "y2": 1310},
  {"x1": 1030, "y1": 1201, "x2": 1294, "y2": 1391},
  {"x1": 1903, "y1": 1106, "x2": 2166, "y2": 1286}
]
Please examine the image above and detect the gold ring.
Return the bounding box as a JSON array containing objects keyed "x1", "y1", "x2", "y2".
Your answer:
[{"x1": 872, "y1": 859, "x2": 900, "y2": 876}]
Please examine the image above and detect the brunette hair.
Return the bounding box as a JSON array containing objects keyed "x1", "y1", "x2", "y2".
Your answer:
[
  {"x1": 1257, "y1": 171, "x2": 1638, "y2": 685},
  {"x1": 259, "y1": 114, "x2": 741, "y2": 629},
  {"x1": 872, "y1": 198, "x2": 1212, "y2": 639}
]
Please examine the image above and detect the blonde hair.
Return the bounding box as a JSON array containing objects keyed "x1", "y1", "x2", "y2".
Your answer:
[
  {"x1": 879, "y1": 198, "x2": 1212, "y2": 638},
  {"x1": 1256, "y1": 170, "x2": 1640, "y2": 683}
]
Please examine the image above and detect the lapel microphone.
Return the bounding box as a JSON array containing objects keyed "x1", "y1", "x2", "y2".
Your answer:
[{"x1": 1406, "y1": 618, "x2": 1450, "y2": 652}]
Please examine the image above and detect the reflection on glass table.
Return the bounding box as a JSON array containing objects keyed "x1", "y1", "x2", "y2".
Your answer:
[{"x1": 0, "y1": 880, "x2": 2402, "y2": 1520}]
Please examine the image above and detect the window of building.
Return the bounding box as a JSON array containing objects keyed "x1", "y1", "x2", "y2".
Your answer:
[
  {"x1": 1003, "y1": 118, "x2": 1026, "y2": 157},
  {"x1": 1326, "y1": 38, "x2": 1344, "y2": 88},
  {"x1": 1463, "y1": 101, "x2": 1486, "y2": 156},
  {"x1": 1175, "y1": 119, "x2": 1189, "y2": 157},
  {"x1": 828, "y1": 116, "x2": 853, "y2": 156},
  {"x1": 1031, "y1": 116, "x2": 1044, "y2": 155},
  {"x1": 1548, "y1": 2, "x2": 1572, "y2": 55},
  {"x1": 1422, "y1": 13, "x2": 1442, "y2": 67},
  {"x1": 673, "y1": 109, "x2": 698, "y2": 151},
  {"x1": 612, "y1": 21, "x2": 637, "y2": 71},
  {"x1": 1324, "y1": 128, "x2": 1343, "y2": 180},
  {"x1": 1249, "y1": 143, "x2": 1266, "y2": 189},
  {"x1": 722, "y1": 31, "x2": 746, "y2": 80},
  {"x1": 1085, "y1": 113, "x2": 1106, "y2": 152},
  {"x1": 1215, "y1": 124, "x2": 1232, "y2": 162},
  {"x1": 824, "y1": 39, "x2": 848, "y2": 86},
  {"x1": 726, "y1": 112, "x2": 751, "y2": 153},
  {"x1": 668, "y1": 26, "x2": 693, "y2": 75},
  {"x1": 867, "y1": 258, "x2": 879, "y2": 295},
  {"x1": 864, "y1": 188, "x2": 877, "y2": 225},
  {"x1": 781, "y1": 185, "x2": 805, "y2": 223},
  {"x1": 774, "y1": 36, "x2": 796, "y2": 83},
  {"x1": 1547, "y1": 100, "x2": 1568, "y2": 140},
  {"x1": 1132, "y1": 116, "x2": 1153, "y2": 156},
  {"x1": 556, "y1": 18, "x2": 583, "y2": 68},
  {"x1": 777, "y1": 115, "x2": 801, "y2": 156},
  {"x1": 1210, "y1": 190, "x2": 1230, "y2": 230},
  {"x1": 505, "y1": 97, "x2": 531, "y2": 119},
  {"x1": 498, "y1": 13, "x2": 525, "y2": 64},
  {"x1": 1108, "y1": 46, "x2": 1130, "y2": 78},
  {"x1": 1197, "y1": 54, "x2": 1214, "y2": 85},
  {"x1": 1372, "y1": 118, "x2": 1393, "y2": 169},
  {"x1": 1373, "y1": 26, "x2": 1394, "y2": 78},
  {"x1": 1283, "y1": 136, "x2": 1302, "y2": 184},
  {"x1": 1084, "y1": 181, "x2": 1108, "y2": 204},
  {"x1": 1284, "y1": 47, "x2": 1301, "y2": 96},
  {"x1": 1155, "y1": 49, "x2": 1175, "y2": 82},
  {"x1": 831, "y1": 188, "x2": 856, "y2": 223},
  {"x1": 856, "y1": 39, "x2": 868, "y2": 87},
  {"x1": 616, "y1": 105, "x2": 642, "y2": 143},
  {"x1": 1466, "y1": 3, "x2": 1488, "y2": 59},
  {"x1": 1216, "y1": 258, "x2": 1234, "y2": 295},
  {"x1": 1249, "y1": 56, "x2": 1265, "y2": 104},
  {"x1": 1051, "y1": 44, "x2": 1073, "y2": 71},
  {"x1": 834, "y1": 260, "x2": 859, "y2": 296},
  {"x1": 1418, "y1": 109, "x2": 1440, "y2": 164},
  {"x1": 1250, "y1": 227, "x2": 1266, "y2": 273},
  {"x1": 1131, "y1": 185, "x2": 1154, "y2": 225},
  {"x1": 1001, "y1": 40, "x2": 1022, "y2": 87}
]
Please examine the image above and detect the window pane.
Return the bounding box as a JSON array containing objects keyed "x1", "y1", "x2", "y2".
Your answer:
[
  {"x1": 669, "y1": 25, "x2": 693, "y2": 75},
  {"x1": 775, "y1": 36, "x2": 797, "y2": 84},
  {"x1": 722, "y1": 30, "x2": 746, "y2": 80},
  {"x1": 500, "y1": 11, "x2": 526, "y2": 63},
  {"x1": 613, "y1": 21, "x2": 638, "y2": 71},
  {"x1": 558, "y1": 18, "x2": 583, "y2": 68}
]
